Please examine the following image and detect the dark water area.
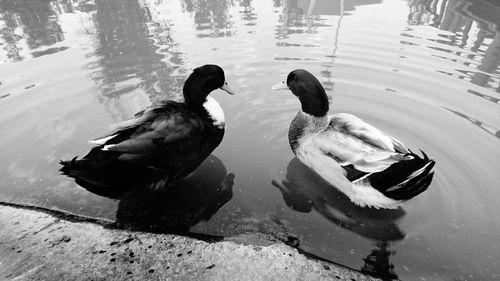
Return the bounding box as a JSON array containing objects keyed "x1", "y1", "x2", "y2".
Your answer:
[{"x1": 1, "y1": 0, "x2": 499, "y2": 280}]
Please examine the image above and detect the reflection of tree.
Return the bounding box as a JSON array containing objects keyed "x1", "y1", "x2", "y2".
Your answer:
[
  {"x1": 274, "y1": 0, "x2": 381, "y2": 63},
  {"x1": 274, "y1": 0, "x2": 382, "y2": 40},
  {"x1": 91, "y1": 0, "x2": 185, "y2": 120},
  {"x1": 406, "y1": 0, "x2": 500, "y2": 91},
  {"x1": 275, "y1": 0, "x2": 322, "y2": 40},
  {"x1": 0, "y1": 0, "x2": 64, "y2": 62},
  {"x1": 238, "y1": 0, "x2": 256, "y2": 26},
  {"x1": 180, "y1": 0, "x2": 235, "y2": 38},
  {"x1": 0, "y1": 14, "x2": 24, "y2": 62}
]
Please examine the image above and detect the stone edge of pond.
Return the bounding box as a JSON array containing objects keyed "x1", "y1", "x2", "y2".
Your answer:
[{"x1": 0, "y1": 204, "x2": 380, "y2": 281}]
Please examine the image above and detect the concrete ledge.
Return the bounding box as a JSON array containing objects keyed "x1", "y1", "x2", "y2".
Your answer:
[{"x1": 0, "y1": 205, "x2": 378, "y2": 280}]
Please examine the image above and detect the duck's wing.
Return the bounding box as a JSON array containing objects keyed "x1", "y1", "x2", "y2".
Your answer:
[
  {"x1": 329, "y1": 113, "x2": 409, "y2": 153},
  {"x1": 313, "y1": 132, "x2": 401, "y2": 174},
  {"x1": 90, "y1": 102, "x2": 170, "y2": 145},
  {"x1": 312, "y1": 113, "x2": 410, "y2": 173},
  {"x1": 90, "y1": 102, "x2": 204, "y2": 156}
]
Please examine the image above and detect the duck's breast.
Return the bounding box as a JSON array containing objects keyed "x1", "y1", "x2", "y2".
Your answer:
[{"x1": 203, "y1": 96, "x2": 225, "y2": 128}]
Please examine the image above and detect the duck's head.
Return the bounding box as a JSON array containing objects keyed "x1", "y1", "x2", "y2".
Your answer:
[
  {"x1": 273, "y1": 69, "x2": 328, "y2": 117},
  {"x1": 183, "y1": 64, "x2": 234, "y2": 108}
]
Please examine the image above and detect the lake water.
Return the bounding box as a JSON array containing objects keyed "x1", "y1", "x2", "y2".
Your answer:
[{"x1": 1, "y1": 0, "x2": 499, "y2": 280}]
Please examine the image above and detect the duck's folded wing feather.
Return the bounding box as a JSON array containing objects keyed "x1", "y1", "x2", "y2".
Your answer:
[
  {"x1": 314, "y1": 133, "x2": 401, "y2": 173},
  {"x1": 313, "y1": 114, "x2": 408, "y2": 173},
  {"x1": 89, "y1": 107, "x2": 155, "y2": 145},
  {"x1": 90, "y1": 104, "x2": 167, "y2": 143},
  {"x1": 91, "y1": 104, "x2": 203, "y2": 154},
  {"x1": 329, "y1": 113, "x2": 408, "y2": 153},
  {"x1": 389, "y1": 136, "x2": 409, "y2": 154}
]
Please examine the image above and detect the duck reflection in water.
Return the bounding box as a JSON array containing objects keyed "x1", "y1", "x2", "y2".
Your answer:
[
  {"x1": 116, "y1": 155, "x2": 234, "y2": 235},
  {"x1": 273, "y1": 157, "x2": 434, "y2": 280},
  {"x1": 273, "y1": 158, "x2": 407, "y2": 241},
  {"x1": 62, "y1": 154, "x2": 234, "y2": 236}
]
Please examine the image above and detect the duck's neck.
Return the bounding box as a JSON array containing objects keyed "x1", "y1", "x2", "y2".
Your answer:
[
  {"x1": 299, "y1": 111, "x2": 329, "y2": 133},
  {"x1": 183, "y1": 76, "x2": 212, "y2": 109}
]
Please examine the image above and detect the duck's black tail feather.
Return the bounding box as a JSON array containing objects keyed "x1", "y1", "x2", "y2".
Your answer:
[
  {"x1": 367, "y1": 150, "x2": 435, "y2": 201},
  {"x1": 60, "y1": 147, "x2": 168, "y2": 198}
]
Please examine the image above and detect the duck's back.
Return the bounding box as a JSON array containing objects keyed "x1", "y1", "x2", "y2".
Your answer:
[{"x1": 106, "y1": 101, "x2": 223, "y2": 172}]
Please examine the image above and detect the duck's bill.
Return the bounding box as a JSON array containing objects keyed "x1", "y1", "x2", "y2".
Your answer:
[
  {"x1": 271, "y1": 81, "x2": 288, "y2": 90},
  {"x1": 220, "y1": 82, "x2": 235, "y2": 95}
]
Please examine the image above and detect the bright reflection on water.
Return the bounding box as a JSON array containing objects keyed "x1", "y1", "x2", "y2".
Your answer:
[{"x1": 0, "y1": 0, "x2": 499, "y2": 280}]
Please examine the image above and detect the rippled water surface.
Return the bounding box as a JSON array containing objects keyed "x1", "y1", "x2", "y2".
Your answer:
[{"x1": 1, "y1": 0, "x2": 499, "y2": 280}]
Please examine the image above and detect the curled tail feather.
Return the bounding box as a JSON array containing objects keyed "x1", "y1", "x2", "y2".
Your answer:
[{"x1": 363, "y1": 150, "x2": 435, "y2": 201}]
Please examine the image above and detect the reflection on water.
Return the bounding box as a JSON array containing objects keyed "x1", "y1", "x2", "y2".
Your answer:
[
  {"x1": 116, "y1": 156, "x2": 234, "y2": 235},
  {"x1": 444, "y1": 106, "x2": 500, "y2": 139},
  {"x1": 91, "y1": 0, "x2": 185, "y2": 121},
  {"x1": 361, "y1": 241, "x2": 398, "y2": 281},
  {"x1": 63, "y1": 154, "x2": 234, "y2": 236},
  {"x1": 181, "y1": 0, "x2": 235, "y2": 38},
  {"x1": 407, "y1": 0, "x2": 500, "y2": 91},
  {"x1": 238, "y1": 0, "x2": 257, "y2": 26},
  {"x1": 273, "y1": 158, "x2": 405, "y2": 280},
  {"x1": 273, "y1": 158, "x2": 407, "y2": 242},
  {"x1": 1, "y1": 0, "x2": 499, "y2": 280},
  {"x1": 275, "y1": 0, "x2": 383, "y2": 41},
  {"x1": 0, "y1": 0, "x2": 64, "y2": 62}
]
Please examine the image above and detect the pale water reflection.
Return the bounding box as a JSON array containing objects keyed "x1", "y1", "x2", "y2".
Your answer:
[{"x1": 0, "y1": 0, "x2": 499, "y2": 280}]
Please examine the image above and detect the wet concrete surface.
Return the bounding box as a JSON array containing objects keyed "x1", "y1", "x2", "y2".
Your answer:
[{"x1": 0, "y1": 204, "x2": 379, "y2": 281}]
